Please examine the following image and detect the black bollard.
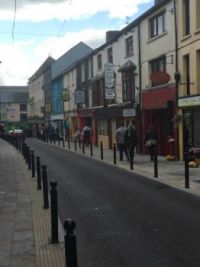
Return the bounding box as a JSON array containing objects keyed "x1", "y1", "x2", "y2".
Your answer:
[
  {"x1": 68, "y1": 138, "x2": 71, "y2": 149},
  {"x1": 90, "y1": 142, "x2": 93, "y2": 157},
  {"x1": 36, "y1": 156, "x2": 41, "y2": 190},
  {"x1": 100, "y1": 141, "x2": 103, "y2": 160},
  {"x1": 63, "y1": 219, "x2": 78, "y2": 267},
  {"x1": 27, "y1": 147, "x2": 31, "y2": 170},
  {"x1": 58, "y1": 138, "x2": 60, "y2": 146},
  {"x1": 31, "y1": 150, "x2": 35, "y2": 177},
  {"x1": 184, "y1": 148, "x2": 190, "y2": 188},
  {"x1": 63, "y1": 138, "x2": 65, "y2": 148},
  {"x1": 113, "y1": 143, "x2": 117, "y2": 164},
  {"x1": 154, "y1": 148, "x2": 158, "y2": 178},
  {"x1": 74, "y1": 139, "x2": 77, "y2": 151},
  {"x1": 42, "y1": 165, "x2": 49, "y2": 209},
  {"x1": 129, "y1": 147, "x2": 133, "y2": 170},
  {"x1": 50, "y1": 180, "x2": 59, "y2": 243},
  {"x1": 82, "y1": 141, "x2": 85, "y2": 154}
]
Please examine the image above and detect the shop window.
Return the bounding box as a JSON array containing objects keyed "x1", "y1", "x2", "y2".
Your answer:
[
  {"x1": 97, "y1": 54, "x2": 102, "y2": 70},
  {"x1": 107, "y1": 47, "x2": 113, "y2": 63},
  {"x1": 150, "y1": 56, "x2": 166, "y2": 86},
  {"x1": 122, "y1": 69, "x2": 135, "y2": 102},
  {"x1": 183, "y1": 54, "x2": 190, "y2": 95},
  {"x1": 196, "y1": 0, "x2": 200, "y2": 29},
  {"x1": 149, "y1": 12, "x2": 165, "y2": 38},
  {"x1": 182, "y1": 0, "x2": 190, "y2": 36},
  {"x1": 125, "y1": 36, "x2": 133, "y2": 57},
  {"x1": 98, "y1": 120, "x2": 108, "y2": 136}
]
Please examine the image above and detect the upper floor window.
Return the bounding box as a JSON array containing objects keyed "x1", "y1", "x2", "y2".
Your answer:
[
  {"x1": 122, "y1": 69, "x2": 135, "y2": 102},
  {"x1": 97, "y1": 54, "x2": 102, "y2": 70},
  {"x1": 125, "y1": 36, "x2": 133, "y2": 57},
  {"x1": 107, "y1": 47, "x2": 113, "y2": 63},
  {"x1": 183, "y1": 54, "x2": 190, "y2": 95},
  {"x1": 183, "y1": 0, "x2": 190, "y2": 36},
  {"x1": 196, "y1": 0, "x2": 200, "y2": 29},
  {"x1": 150, "y1": 12, "x2": 165, "y2": 38},
  {"x1": 20, "y1": 103, "x2": 27, "y2": 112},
  {"x1": 150, "y1": 56, "x2": 166, "y2": 86}
]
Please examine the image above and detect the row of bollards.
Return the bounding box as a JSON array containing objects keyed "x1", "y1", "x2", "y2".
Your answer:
[{"x1": 19, "y1": 140, "x2": 78, "y2": 267}]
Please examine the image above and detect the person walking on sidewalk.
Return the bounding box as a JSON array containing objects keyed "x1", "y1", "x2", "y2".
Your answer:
[
  {"x1": 124, "y1": 121, "x2": 138, "y2": 163},
  {"x1": 116, "y1": 122, "x2": 129, "y2": 161},
  {"x1": 145, "y1": 127, "x2": 158, "y2": 161}
]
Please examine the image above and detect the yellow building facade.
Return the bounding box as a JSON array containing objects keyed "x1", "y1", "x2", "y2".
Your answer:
[{"x1": 176, "y1": 0, "x2": 200, "y2": 159}]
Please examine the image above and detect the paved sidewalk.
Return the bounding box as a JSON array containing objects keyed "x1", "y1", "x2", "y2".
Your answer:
[
  {"x1": 0, "y1": 138, "x2": 65, "y2": 267},
  {"x1": 49, "y1": 138, "x2": 200, "y2": 197}
]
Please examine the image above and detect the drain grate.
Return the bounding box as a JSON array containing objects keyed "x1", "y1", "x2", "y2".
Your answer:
[{"x1": 193, "y1": 180, "x2": 200, "y2": 184}]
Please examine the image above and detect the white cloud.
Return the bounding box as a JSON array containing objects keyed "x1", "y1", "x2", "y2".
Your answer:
[
  {"x1": 0, "y1": 28, "x2": 106, "y2": 85},
  {"x1": 0, "y1": 0, "x2": 152, "y2": 22}
]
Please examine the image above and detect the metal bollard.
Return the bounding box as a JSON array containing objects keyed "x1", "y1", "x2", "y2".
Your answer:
[
  {"x1": 36, "y1": 156, "x2": 41, "y2": 190},
  {"x1": 68, "y1": 138, "x2": 71, "y2": 149},
  {"x1": 154, "y1": 148, "x2": 158, "y2": 178},
  {"x1": 50, "y1": 180, "x2": 59, "y2": 243},
  {"x1": 184, "y1": 148, "x2": 190, "y2": 188},
  {"x1": 31, "y1": 150, "x2": 35, "y2": 177},
  {"x1": 113, "y1": 143, "x2": 116, "y2": 164},
  {"x1": 63, "y1": 219, "x2": 78, "y2": 267},
  {"x1": 82, "y1": 141, "x2": 85, "y2": 154},
  {"x1": 100, "y1": 141, "x2": 103, "y2": 160},
  {"x1": 42, "y1": 165, "x2": 49, "y2": 209},
  {"x1": 74, "y1": 140, "x2": 77, "y2": 151},
  {"x1": 27, "y1": 147, "x2": 31, "y2": 170},
  {"x1": 90, "y1": 142, "x2": 93, "y2": 157},
  {"x1": 129, "y1": 147, "x2": 133, "y2": 170},
  {"x1": 63, "y1": 138, "x2": 65, "y2": 148}
]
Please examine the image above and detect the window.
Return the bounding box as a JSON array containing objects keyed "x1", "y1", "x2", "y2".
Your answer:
[
  {"x1": 183, "y1": 0, "x2": 190, "y2": 36},
  {"x1": 122, "y1": 70, "x2": 135, "y2": 102},
  {"x1": 97, "y1": 54, "x2": 102, "y2": 70},
  {"x1": 107, "y1": 47, "x2": 113, "y2": 63},
  {"x1": 98, "y1": 120, "x2": 108, "y2": 135},
  {"x1": 196, "y1": 0, "x2": 200, "y2": 29},
  {"x1": 20, "y1": 103, "x2": 27, "y2": 111},
  {"x1": 93, "y1": 79, "x2": 104, "y2": 106},
  {"x1": 150, "y1": 12, "x2": 165, "y2": 38},
  {"x1": 20, "y1": 113, "x2": 27, "y2": 121},
  {"x1": 125, "y1": 36, "x2": 133, "y2": 57},
  {"x1": 183, "y1": 54, "x2": 190, "y2": 95},
  {"x1": 150, "y1": 56, "x2": 166, "y2": 86}
]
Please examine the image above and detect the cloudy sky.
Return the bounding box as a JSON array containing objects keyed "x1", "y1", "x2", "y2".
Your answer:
[{"x1": 0, "y1": 0, "x2": 154, "y2": 86}]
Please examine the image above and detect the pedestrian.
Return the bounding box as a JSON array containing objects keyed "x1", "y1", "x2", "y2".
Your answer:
[
  {"x1": 116, "y1": 122, "x2": 129, "y2": 161},
  {"x1": 124, "y1": 121, "x2": 138, "y2": 163},
  {"x1": 82, "y1": 125, "x2": 92, "y2": 146},
  {"x1": 64, "y1": 119, "x2": 70, "y2": 140},
  {"x1": 145, "y1": 127, "x2": 158, "y2": 161}
]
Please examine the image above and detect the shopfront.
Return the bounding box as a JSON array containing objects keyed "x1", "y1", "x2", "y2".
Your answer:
[{"x1": 142, "y1": 86, "x2": 177, "y2": 156}]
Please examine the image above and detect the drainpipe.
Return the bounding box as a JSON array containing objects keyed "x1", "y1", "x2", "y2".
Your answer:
[
  {"x1": 138, "y1": 22, "x2": 143, "y2": 153},
  {"x1": 173, "y1": 0, "x2": 180, "y2": 159}
]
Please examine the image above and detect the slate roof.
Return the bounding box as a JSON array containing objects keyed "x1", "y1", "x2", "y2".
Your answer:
[{"x1": 0, "y1": 86, "x2": 28, "y2": 103}]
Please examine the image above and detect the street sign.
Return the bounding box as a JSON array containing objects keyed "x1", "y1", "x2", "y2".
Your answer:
[{"x1": 123, "y1": 108, "x2": 136, "y2": 117}]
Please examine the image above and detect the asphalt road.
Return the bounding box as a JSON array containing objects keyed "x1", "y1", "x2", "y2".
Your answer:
[{"x1": 27, "y1": 139, "x2": 200, "y2": 267}]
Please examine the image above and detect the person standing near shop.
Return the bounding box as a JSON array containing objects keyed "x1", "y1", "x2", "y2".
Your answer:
[
  {"x1": 116, "y1": 122, "x2": 129, "y2": 161},
  {"x1": 145, "y1": 127, "x2": 158, "y2": 161},
  {"x1": 124, "y1": 121, "x2": 138, "y2": 163}
]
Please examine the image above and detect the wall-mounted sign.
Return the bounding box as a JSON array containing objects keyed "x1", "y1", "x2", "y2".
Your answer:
[
  {"x1": 75, "y1": 90, "x2": 85, "y2": 104},
  {"x1": 150, "y1": 71, "x2": 171, "y2": 85},
  {"x1": 178, "y1": 95, "x2": 200, "y2": 107},
  {"x1": 62, "y1": 89, "x2": 70, "y2": 101},
  {"x1": 104, "y1": 62, "x2": 115, "y2": 100},
  {"x1": 123, "y1": 108, "x2": 136, "y2": 117}
]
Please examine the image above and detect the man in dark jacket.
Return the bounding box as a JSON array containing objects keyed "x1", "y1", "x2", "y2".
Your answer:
[
  {"x1": 124, "y1": 121, "x2": 138, "y2": 162},
  {"x1": 145, "y1": 127, "x2": 158, "y2": 161}
]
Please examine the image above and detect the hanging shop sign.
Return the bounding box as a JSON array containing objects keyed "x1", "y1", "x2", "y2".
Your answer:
[
  {"x1": 75, "y1": 90, "x2": 85, "y2": 104},
  {"x1": 62, "y1": 89, "x2": 70, "y2": 101},
  {"x1": 104, "y1": 62, "x2": 115, "y2": 100},
  {"x1": 150, "y1": 71, "x2": 171, "y2": 85}
]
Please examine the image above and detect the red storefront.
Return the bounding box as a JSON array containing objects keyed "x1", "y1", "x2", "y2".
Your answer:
[{"x1": 142, "y1": 86, "x2": 177, "y2": 156}]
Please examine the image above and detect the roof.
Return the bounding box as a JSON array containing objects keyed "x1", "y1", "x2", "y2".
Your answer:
[
  {"x1": 28, "y1": 56, "x2": 55, "y2": 82},
  {"x1": 0, "y1": 86, "x2": 28, "y2": 103},
  {"x1": 51, "y1": 42, "x2": 93, "y2": 80}
]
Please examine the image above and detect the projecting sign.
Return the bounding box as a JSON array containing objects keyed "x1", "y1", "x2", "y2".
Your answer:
[
  {"x1": 104, "y1": 62, "x2": 115, "y2": 100},
  {"x1": 75, "y1": 90, "x2": 85, "y2": 104},
  {"x1": 123, "y1": 108, "x2": 136, "y2": 117}
]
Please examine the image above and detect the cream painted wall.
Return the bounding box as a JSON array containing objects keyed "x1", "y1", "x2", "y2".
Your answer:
[{"x1": 140, "y1": 1, "x2": 176, "y2": 90}]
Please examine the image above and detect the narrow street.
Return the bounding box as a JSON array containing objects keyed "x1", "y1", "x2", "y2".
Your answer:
[{"x1": 28, "y1": 139, "x2": 200, "y2": 267}]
